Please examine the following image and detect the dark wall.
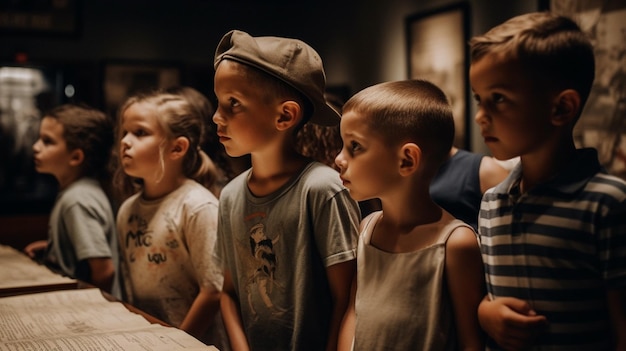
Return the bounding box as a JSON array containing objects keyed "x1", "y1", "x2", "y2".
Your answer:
[
  {"x1": 1, "y1": 0, "x2": 539, "y2": 106},
  {"x1": 1, "y1": 0, "x2": 358, "y2": 105}
]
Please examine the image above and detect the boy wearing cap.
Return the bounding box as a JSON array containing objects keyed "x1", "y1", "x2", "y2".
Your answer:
[{"x1": 211, "y1": 30, "x2": 360, "y2": 350}]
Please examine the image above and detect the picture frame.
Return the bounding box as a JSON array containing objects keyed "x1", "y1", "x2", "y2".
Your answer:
[
  {"x1": 102, "y1": 61, "x2": 181, "y2": 119},
  {"x1": 406, "y1": 2, "x2": 470, "y2": 150},
  {"x1": 541, "y1": 0, "x2": 626, "y2": 179}
]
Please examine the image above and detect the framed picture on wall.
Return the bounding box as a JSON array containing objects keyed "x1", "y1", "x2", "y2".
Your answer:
[
  {"x1": 542, "y1": 0, "x2": 626, "y2": 179},
  {"x1": 102, "y1": 61, "x2": 181, "y2": 119},
  {"x1": 406, "y1": 2, "x2": 470, "y2": 150}
]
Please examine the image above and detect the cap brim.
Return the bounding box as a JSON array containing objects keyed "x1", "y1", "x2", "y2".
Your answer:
[{"x1": 314, "y1": 102, "x2": 341, "y2": 126}]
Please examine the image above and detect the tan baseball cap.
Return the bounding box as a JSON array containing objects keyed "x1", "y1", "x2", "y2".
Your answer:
[{"x1": 214, "y1": 30, "x2": 340, "y2": 126}]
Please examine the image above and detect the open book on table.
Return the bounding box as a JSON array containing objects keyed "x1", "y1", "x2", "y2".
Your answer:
[{"x1": 0, "y1": 288, "x2": 219, "y2": 351}]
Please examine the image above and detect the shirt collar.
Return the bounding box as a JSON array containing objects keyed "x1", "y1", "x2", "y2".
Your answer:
[{"x1": 492, "y1": 148, "x2": 603, "y2": 197}]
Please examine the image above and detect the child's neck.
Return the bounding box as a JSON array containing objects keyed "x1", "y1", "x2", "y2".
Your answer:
[
  {"x1": 142, "y1": 174, "x2": 187, "y2": 201},
  {"x1": 373, "y1": 194, "x2": 444, "y2": 253},
  {"x1": 380, "y1": 193, "x2": 442, "y2": 231},
  {"x1": 56, "y1": 170, "x2": 83, "y2": 191},
  {"x1": 519, "y1": 140, "x2": 577, "y2": 193},
  {"x1": 248, "y1": 151, "x2": 309, "y2": 197}
]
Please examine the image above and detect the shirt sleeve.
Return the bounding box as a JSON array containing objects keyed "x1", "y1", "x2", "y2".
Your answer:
[
  {"x1": 314, "y1": 188, "x2": 360, "y2": 267},
  {"x1": 63, "y1": 202, "x2": 112, "y2": 261}
]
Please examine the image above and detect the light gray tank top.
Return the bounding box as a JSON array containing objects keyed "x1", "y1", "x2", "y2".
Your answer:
[{"x1": 354, "y1": 210, "x2": 472, "y2": 350}]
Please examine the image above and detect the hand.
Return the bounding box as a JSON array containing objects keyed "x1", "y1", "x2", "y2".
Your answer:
[
  {"x1": 478, "y1": 296, "x2": 548, "y2": 351},
  {"x1": 23, "y1": 240, "x2": 48, "y2": 259}
]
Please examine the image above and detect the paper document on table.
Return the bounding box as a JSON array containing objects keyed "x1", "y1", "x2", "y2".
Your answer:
[
  {"x1": 0, "y1": 245, "x2": 76, "y2": 291},
  {"x1": 0, "y1": 289, "x2": 219, "y2": 351},
  {"x1": 0, "y1": 325, "x2": 217, "y2": 351},
  {"x1": 0, "y1": 288, "x2": 149, "y2": 340}
]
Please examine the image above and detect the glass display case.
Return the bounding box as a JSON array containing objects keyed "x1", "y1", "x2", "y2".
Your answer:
[{"x1": 0, "y1": 64, "x2": 61, "y2": 214}]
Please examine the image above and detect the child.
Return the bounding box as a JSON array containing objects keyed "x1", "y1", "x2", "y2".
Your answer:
[
  {"x1": 114, "y1": 90, "x2": 226, "y2": 347},
  {"x1": 165, "y1": 85, "x2": 229, "y2": 197},
  {"x1": 430, "y1": 146, "x2": 510, "y2": 231},
  {"x1": 24, "y1": 104, "x2": 118, "y2": 294},
  {"x1": 335, "y1": 79, "x2": 485, "y2": 350},
  {"x1": 212, "y1": 30, "x2": 361, "y2": 350},
  {"x1": 470, "y1": 12, "x2": 626, "y2": 350},
  {"x1": 296, "y1": 91, "x2": 382, "y2": 218}
]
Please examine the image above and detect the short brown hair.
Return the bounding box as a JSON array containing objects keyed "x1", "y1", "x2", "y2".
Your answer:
[
  {"x1": 470, "y1": 12, "x2": 595, "y2": 110},
  {"x1": 45, "y1": 104, "x2": 113, "y2": 178},
  {"x1": 343, "y1": 79, "x2": 454, "y2": 170}
]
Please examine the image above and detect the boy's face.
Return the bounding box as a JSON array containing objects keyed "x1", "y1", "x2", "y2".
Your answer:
[
  {"x1": 335, "y1": 110, "x2": 400, "y2": 201},
  {"x1": 119, "y1": 102, "x2": 168, "y2": 181},
  {"x1": 470, "y1": 54, "x2": 557, "y2": 161},
  {"x1": 213, "y1": 60, "x2": 281, "y2": 157},
  {"x1": 32, "y1": 117, "x2": 75, "y2": 179}
]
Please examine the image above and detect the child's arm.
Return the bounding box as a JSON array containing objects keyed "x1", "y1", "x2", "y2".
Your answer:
[
  {"x1": 86, "y1": 257, "x2": 114, "y2": 292},
  {"x1": 325, "y1": 259, "x2": 356, "y2": 351},
  {"x1": 337, "y1": 274, "x2": 357, "y2": 351},
  {"x1": 446, "y1": 226, "x2": 486, "y2": 351},
  {"x1": 607, "y1": 288, "x2": 626, "y2": 350},
  {"x1": 23, "y1": 240, "x2": 48, "y2": 259},
  {"x1": 220, "y1": 269, "x2": 250, "y2": 351},
  {"x1": 179, "y1": 285, "x2": 220, "y2": 339},
  {"x1": 477, "y1": 295, "x2": 548, "y2": 350}
]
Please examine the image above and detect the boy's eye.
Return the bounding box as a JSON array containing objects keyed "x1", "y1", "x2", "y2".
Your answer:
[
  {"x1": 134, "y1": 129, "x2": 147, "y2": 137},
  {"x1": 229, "y1": 97, "x2": 240, "y2": 108},
  {"x1": 350, "y1": 141, "x2": 362, "y2": 153},
  {"x1": 472, "y1": 93, "x2": 481, "y2": 105},
  {"x1": 492, "y1": 93, "x2": 505, "y2": 103}
]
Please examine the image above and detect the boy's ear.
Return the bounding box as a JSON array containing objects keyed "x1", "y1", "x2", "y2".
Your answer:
[
  {"x1": 276, "y1": 100, "x2": 302, "y2": 131},
  {"x1": 551, "y1": 89, "x2": 580, "y2": 126},
  {"x1": 398, "y1": 142, "x2": 421, "y2": 176},
  {"x1": 68, "y1": 149, "x2": 84, "y2": 167},
  {"x1": 170, "y1": 136, "x2": 190, "y2": 160}
]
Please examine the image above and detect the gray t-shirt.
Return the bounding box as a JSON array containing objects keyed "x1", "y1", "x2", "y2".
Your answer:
[
  {"x1": 46, "y1": 177, "x2": 118, "y2": 285},
  {"x1": 215, "y1": 162, "x2": 360, "y2": 350}
]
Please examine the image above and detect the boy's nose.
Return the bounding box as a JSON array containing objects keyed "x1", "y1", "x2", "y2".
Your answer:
[
  {"x1": 335, "y1": 152, "x2": 346, "y2": 170},
  {"x1": 212, "y1": 110, "x2": 225, "y2": 126},
  {"x1": 474, "y1": 108, "x2": 489, "y2": 127}
]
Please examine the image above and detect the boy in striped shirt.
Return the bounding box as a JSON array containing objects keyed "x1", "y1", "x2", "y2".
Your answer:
[{"x1": 469, "y1": 11, "x2": 626, "y2": 351}]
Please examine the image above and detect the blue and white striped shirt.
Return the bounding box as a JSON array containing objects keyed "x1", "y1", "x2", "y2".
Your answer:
[{"x1": 479, "y1": 148, "x2": 626, "y2": 351}]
